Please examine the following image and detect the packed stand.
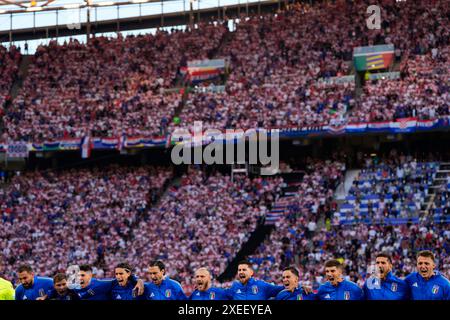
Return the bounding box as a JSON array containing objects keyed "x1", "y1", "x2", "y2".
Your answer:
[
  {"x1": 248, "y1": 159, "x2": 343, "y2": 284},
  {"x1": 172, "y1": 0, "x2": 449, "y2": 132},
  {"x1": 103, "y1": 167, "x2": 284, "y2": 293},
  {"x1": 349, "y1": 46, "x2": 449, "y2": 123},
  {"x1": 0, "y1": 165, "x2": 173, "y2": 282},
  {"x1": 0, "y1": 45, "x2": 21, "y2": 110},
  {"x1": 3, "y1": 22, "x2": 227, "y2": 142},
  {"x1": 246, "y1": 154, "x2": 449, "y2": 288},
  {"x1": 339, "y1": 158, "x2": 439, "y2": 224}
]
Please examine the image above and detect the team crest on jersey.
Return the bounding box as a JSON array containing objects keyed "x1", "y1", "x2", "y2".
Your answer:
[
  {"x1": 209, "y1": 292, "x2": 216, "y2": 300},
  {"x1": 432, "y1": 285, "x2": 439, "y2": 295},
  {"x1": 344, "y1": 291, "x2": 350, "y2": 300},
  {"x1": 165, "y1": 289, "x2": 172, "y2": 298},
  {"x1": 252, "y1": 286, "x2": 259, "y2": 294},
  {"x1": 391, "y1": 282, "x2": 398, "y2": 292},
  {"x1": 297, "y1": 294, "x2": 303, "y2": 300}
]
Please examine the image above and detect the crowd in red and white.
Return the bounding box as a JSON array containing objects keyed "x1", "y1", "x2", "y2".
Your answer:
[
  {"x1": 349, "y1": 46, "x2": 449, "y2": 123},
  {"x1": 172, "y1": 0, "x2": 449, "y2": 131},
  {"x1": 0, "y1": 165, "x2": 173, "y2": 281},
  {"x1": 2, "y1": 22, "x2": 227, "y2": 142},
  {"x1": 106, "y1": 167, "x2": 284, "y2": 291},
  {"x1": 246, "y1": 154, "x2": 450, "y2": 288}
]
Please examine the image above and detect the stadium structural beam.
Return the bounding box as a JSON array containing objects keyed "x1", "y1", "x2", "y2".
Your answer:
[{"x1": 0, "y1": 1, "x2": 280, "y2": 43}]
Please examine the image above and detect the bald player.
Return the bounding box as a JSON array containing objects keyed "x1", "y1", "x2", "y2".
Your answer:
[{"x1": 189, "y1": 268, "x2": 231, "y2": 300}]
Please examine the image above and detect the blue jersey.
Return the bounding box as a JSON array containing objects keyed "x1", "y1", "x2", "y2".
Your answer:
[
  {"x1": 275, "y1": 286, "x2": 316, "y2": 300},
  {"x1": 317, "y1": 279, "x2": 364, "y2": 301},
  {"x1": 405, "y1": 271, "x2": 450, "y2": 300},
  {"x1": 48, "y1": 289, "x2": 80, "y2": 301},
  {"x1": 74, "y1": 278, "x2": 117, "y2": 300},
  {"x1": 228, "y1": 278, "x2": 284, "y2": 300},
  {"x1": 189, "y1": 287, "x2": 231, "y2": 300},
  {"x1": 15, "y1": 276, "x2": 53, "y2": 300},
  {"x1": 363, "y1": 272, "x2": 409, "y2": 300},
  {"x1": 110, "y1": 280, "x2": 139, "y2": 300},
  {"x1": 141, "y1": 277, "x2": 187, "y2": 300}
]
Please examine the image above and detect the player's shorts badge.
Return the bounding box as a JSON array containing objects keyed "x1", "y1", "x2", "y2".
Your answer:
[
  {"x1": 344, "y1": 291, "x2": 350, "y2": 300},
  {"x1": 432, "y1": 285, "x2": 439, "y2": 295},
  {"x1": 391, "y1": 282, "x2": 397, "y2": 292},
  {"x1": 165, "y1": 289, "x2": 172, "y2": 298},
  {"x1": 252, "y1": 286, "x2": 259, "y2": 294}
]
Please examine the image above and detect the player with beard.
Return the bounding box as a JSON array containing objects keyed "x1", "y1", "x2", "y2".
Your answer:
[
  {"x1": 47, "y1": 273, "x2": 80, "y2": 300},
  {"x1": 14, "y1": 265, "x2": 53, "y2": 300},
  {"x1": 189, "y1": 268, "x2": 231, "y2": 300},
  {"x1": 316, "y1": 259, "x2": 363, "y2": 300},
  {"x1": 141, "y1": 260, "x2": 187, "y2": 300},
  {"x1": 405, "y1": 250, "x2": 450, "y2": 300},
  {"x1": 228, "y1": 260, "x2": 284, "y2": 300},
  {"x1": 363, "y1": 252, "x2": 409, "y2": 300},
  {"x1": 111, "y1": 263, "x2": 140, "y2": 300},
  {"x1": 275, "y1": 267, "x2": 315, "y2": 300},
  {"x1": 74, "y1": 264, "x2": 144, "y2": 300}
]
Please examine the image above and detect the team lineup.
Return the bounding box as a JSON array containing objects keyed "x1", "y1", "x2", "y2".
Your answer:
[{"x1": 1, "y1": 250, "x2": 449, "y2": 301}]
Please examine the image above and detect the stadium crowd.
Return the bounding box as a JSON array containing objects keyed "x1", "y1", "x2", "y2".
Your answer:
[
  {"x1": 2, "y1": 22, "x2": 227, "y2": 142},
  {"x1": 0, "y1": 45, "x2": 21, "y2": 109},
  {"x1": 0, "y1": 0, "x2": 448, "y2": 142},
  {"x1": 349, "y1": 46, "x2": 449, "y2": 123},
  {"x1": 105, "y1": 167, "x2": 284, "y2": 292},
  {"x1": 174, "y1": 0, "x2": 449, "y2": 131},
  {"x1": 0, "y1": 165, "x2": 173, "y2": 281},
  {"x1": 247, "y1": 153, "x2": 450, "y2": 289},
  {"x1": 0, "y1": 165, "x2": 284, "y2": 293}
]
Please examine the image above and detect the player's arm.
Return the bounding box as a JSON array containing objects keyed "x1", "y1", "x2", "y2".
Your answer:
[
  {"x1": 219, "y1": 288, "x2": 232, "y2": 300},
  {"x1": 315, "y1": 285, "x2": 324, "y2": 300},
  {"x1": 125, "y1": 275, "x2": 145, "y2": 296},
  {"x1": 221, "y1": 286, "x2": 234, "y2": 300},
  {"x1": 174, "y1": 282, "x2": 188, "y2": 300},
  {"x1": 263, "y1": 281, "x2": 285, "y2": 299},
  {"x1": 444, "y1": 281, "x2": 450, "y2": 300},
  {"x1": 14, "y1": 285, "x2": 23, "y2": 300},
  {"x1": 399, "y1": 280, "x2": 410, "y2": 300},
  {"x1": 362, "y1": 281, "x2": 369, "y2": 300},
  {"x1": 354, "y1": 285, "x2": 364, "y2": 301}
]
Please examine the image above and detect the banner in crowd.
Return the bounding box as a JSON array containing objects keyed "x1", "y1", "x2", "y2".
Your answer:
[
  {"x1": 353, "y1": 44, "x2": 395, "y2": 71},
  {"x1": 181, "y1": 59, "x2": 228, "y2": 84},
  {"x1": 170, "y1": 117, "x2": 450, "y2": 146},
  {"x1": 0, "y1": 136, "x2": 166, "y2": 156},
  {"x1": 318, "y1": 71, "x2": 400, "y2": 85},
  {"x1": 0, "y1": 117, "x2": 448, "y2": 155},
  {"x1": 6, "y1": 142, "x2": 29, "y2": 158}
]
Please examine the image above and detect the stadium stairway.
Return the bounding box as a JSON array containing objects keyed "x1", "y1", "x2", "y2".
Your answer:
[
  {"x1": 1, "y1": 55, "x2": 32, "y2": 133},
  {"x1": 421, "y1": 162, "x2": 450, "y2": 222},
  {"x1": 94, "y1": 170, "x2": 179, "y2": 269},
  {"x1": 217, "y1": 172, "x2": 304, "y2": 282},
  {"x1": 8, "y1": 55, "x2": 32, "y2": 101}
]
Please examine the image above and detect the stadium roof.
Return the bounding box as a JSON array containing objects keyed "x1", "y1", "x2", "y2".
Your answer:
[{"x1": 0, "y1": 0, "x2": 177, "y2": 14}]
